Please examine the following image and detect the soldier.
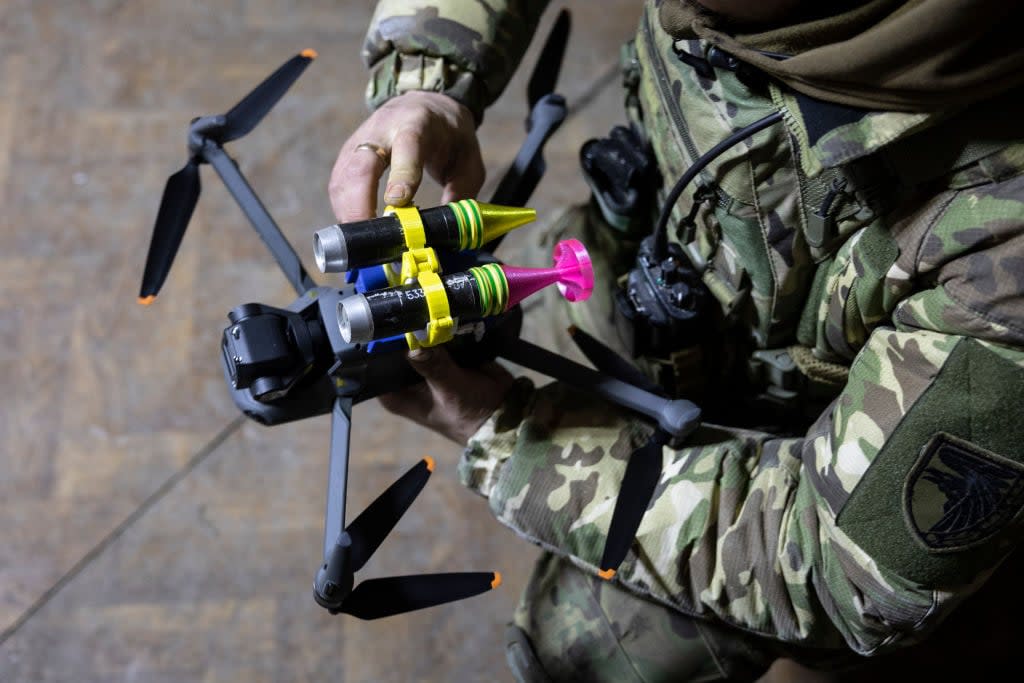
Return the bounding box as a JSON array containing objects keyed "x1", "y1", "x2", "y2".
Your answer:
[{"x1": 328, "y1": 1, "x2": 1024, "y2": 680}]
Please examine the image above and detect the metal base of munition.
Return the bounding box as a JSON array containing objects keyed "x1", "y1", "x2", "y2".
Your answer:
[{"x1": 313, "y1": 200, "x2": 537, "y2": 273}]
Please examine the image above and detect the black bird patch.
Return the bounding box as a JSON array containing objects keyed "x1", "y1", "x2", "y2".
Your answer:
[{"x1": 905, "y1": 433, "x2": 1024, "y2": 553}]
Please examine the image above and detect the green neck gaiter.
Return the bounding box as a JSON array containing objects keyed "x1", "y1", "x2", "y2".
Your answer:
[{"x1": 659, "y1": 0, "x2": 1024, "y2": 112}]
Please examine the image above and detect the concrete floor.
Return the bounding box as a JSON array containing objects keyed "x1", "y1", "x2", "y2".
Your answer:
[{"x1": 0, "y1": 1, "x2": 640, "y2": 681}]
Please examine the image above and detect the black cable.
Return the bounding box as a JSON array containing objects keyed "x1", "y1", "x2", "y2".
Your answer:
[{"x1": 652, "y1": 110, "x2": 783, "y2": 260}]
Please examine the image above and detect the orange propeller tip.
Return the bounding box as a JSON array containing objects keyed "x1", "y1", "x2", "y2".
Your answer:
[
  {"x1": 137, "y1": 295, "x2": 156, "y2": 306},
  {"x1": 491, "y1": 572, "x2": 502, "y2": 589},
  {"x1": 597, "y1": 568, "x2": 616, "y2": 581},
  {"x1": 301, "y1": 48, "x2": 318, "y2": 59},
  {"x1": 423, "y1": 455, "x2": 435, "y2": 472}
]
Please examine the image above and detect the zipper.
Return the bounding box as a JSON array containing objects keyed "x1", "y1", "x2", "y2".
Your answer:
[
  {"x1": 641, "y1": 7, "x2": 700, "y2": 174},
  {"x1": 641, "y1": 6, "x2": 730, "y2": 228}
]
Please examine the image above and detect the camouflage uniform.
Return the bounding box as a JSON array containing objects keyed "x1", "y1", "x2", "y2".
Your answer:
[{"x1": 363, "y1": 1, "x2": 1024, "y2": 680}]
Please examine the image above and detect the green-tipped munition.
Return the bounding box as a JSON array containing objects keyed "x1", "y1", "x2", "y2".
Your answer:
[{"x1": 313, "y1": 199, "x2": 536, "y2": 273}]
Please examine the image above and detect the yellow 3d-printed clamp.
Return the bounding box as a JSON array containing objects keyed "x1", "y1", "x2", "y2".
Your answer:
[
  {"x1": 405, "y1": 270, "x2": 454, "y2": 349},
  {"x1": 381, "y1": 204, "x2": 440, "y2": 286},
  {"x1": 385, "y1": 205, "x2": 426, "y2": 250},
  {"x1": 395, "y1": 247, "x2": 441, "y2": 285}
]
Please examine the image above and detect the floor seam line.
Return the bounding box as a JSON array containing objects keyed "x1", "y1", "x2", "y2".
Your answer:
[
  {"x1": 567, "y1": 61, "x2": 620, "y2": 119},
  {"x1": 0, "y1": 415, "x2": 246, "y2": 647}
]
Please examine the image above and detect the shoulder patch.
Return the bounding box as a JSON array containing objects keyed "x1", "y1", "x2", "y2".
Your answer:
[{"x1": 904, "y1": 433, "x2": 1024, "y2": 554}]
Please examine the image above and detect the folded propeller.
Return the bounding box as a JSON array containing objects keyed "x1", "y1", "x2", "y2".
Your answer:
[
  {"x1": 139, "y1": 50, "x2": 318, "y2": 303},
  {"x1": 314, "y1": 457, "x2": 499, "y2": 619},
  {"x1": 561, "y1": 327, "x2": 668, "y2": 577}
]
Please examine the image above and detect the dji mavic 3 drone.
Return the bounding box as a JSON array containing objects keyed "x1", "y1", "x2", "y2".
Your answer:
[{"x1": 138, "y1": 10, "x2": 701, "y2": 620}]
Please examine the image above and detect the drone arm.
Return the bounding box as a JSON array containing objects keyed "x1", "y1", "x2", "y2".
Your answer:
[
  {"x1": 202, "y1": 140, "x2": 317, "y2": 295},
  {"x1": 499, "y1": 337, "x2": 700, "y2": 439},
  {"x1": 323, "y1": 396, "x2": 353, "y2": 559},
  {"x1": 486, "y1": 93, "x2": 567, "y2": 214},
  {"x1": 567, "y1": 325, "x2": 665, "y2": 397},
  {"x1": 313, "y1": 396, "x2": 355, "y2": 612}
]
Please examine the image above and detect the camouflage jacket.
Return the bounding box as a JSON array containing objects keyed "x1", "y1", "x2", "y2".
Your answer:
[{"x1": 363, "y1": 0, "x2": 1024, "y2": 656}]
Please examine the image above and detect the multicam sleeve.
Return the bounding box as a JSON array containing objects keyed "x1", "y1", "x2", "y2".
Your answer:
[
  {"x1": 362, "y1": 0, "x2": 551, "y2": 122},
  {"x1": 460, "y1": 167, "x2": 1024, "y2": 654}
]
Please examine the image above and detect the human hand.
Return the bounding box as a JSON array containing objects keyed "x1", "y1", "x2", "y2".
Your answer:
[
  {"x1": 328, "y1": 91, "x2": 486, "y2": 222},
  {"x1": 379, "y1": 346, "x2": 516, "y2": 446},
  {"x1": 329, "y1": 92, "x2": 498, "y2": 443}
]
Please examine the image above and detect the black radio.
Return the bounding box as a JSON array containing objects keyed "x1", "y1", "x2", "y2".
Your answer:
[{"x1": 613, "y1": 235, "x2": 709, "y2": 358}]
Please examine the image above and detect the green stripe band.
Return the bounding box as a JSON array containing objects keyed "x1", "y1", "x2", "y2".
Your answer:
[
  {"x1": 469, "y1": 266, "x2": 491, "y2": 316},
  {"x1": 467, "y1": 199, "x2": 484, "y2": 249},
  {"x1": 470, "y1": 264, "x2": 509, "y2": 316},
  {"x1": 451, "y1": 201, "x2": 470, "y2": 249},
  {"x1": 446, "y1": 201, "x2": 466, "y2": 249},
  {"x1": 493, "y1": 265, "x2": 508, "y2": 311},
  {"x1": 481, "y1": 264, "x2": 507, "y2": 315},
  {"x1": 463, "y1": 200, "x2": 479, "y2": 250}
]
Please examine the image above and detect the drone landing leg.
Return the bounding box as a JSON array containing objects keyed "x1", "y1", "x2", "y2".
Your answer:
[
  {"x1": 203, "y1": 140, "x2": 316, "y2": 295},
  {"x1": 323, "y1": 396, "x2": 353, "y2": 558}
]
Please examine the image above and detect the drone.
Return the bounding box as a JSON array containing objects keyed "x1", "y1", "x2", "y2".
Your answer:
[{"x1": 138, "y1": 10, "x2": 701, "y2": 621}]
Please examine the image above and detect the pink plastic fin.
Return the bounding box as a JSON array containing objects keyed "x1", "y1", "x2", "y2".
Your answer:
[{"x1": 552, "y1": 239, "x2": 593, "y2": 303}]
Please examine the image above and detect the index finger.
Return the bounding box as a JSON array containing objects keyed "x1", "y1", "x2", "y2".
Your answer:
[{"x1": 328, "y1": 139, "x2": 390, "y2": 222}]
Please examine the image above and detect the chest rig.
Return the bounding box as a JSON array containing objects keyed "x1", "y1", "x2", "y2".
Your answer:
[{"x1": 580, "y1": 10, "x2": 899, "y2": 429}]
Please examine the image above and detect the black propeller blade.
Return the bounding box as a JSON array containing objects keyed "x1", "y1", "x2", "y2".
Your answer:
[
  {"x1": 527, "y1": 9, "x2": 571, "y2": 109},
  {"x1": 598, "y1": 429, "x2": 669, "y2": 579},
  {"x1": 139, "y1": 49, "x2": 317, "y2": 303},
  {"x1": 347, "y1": 456, "x2": 434, "y2": 572},
  {"x1": 340, "y1": 572, "x2": 502, "y2": 620},
  {"x1": 139, "y1": 159, "x2": 201, "y2": 302},
  {"x1": 221, "y1": 49, "x2": 317, "y2": 143}
]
